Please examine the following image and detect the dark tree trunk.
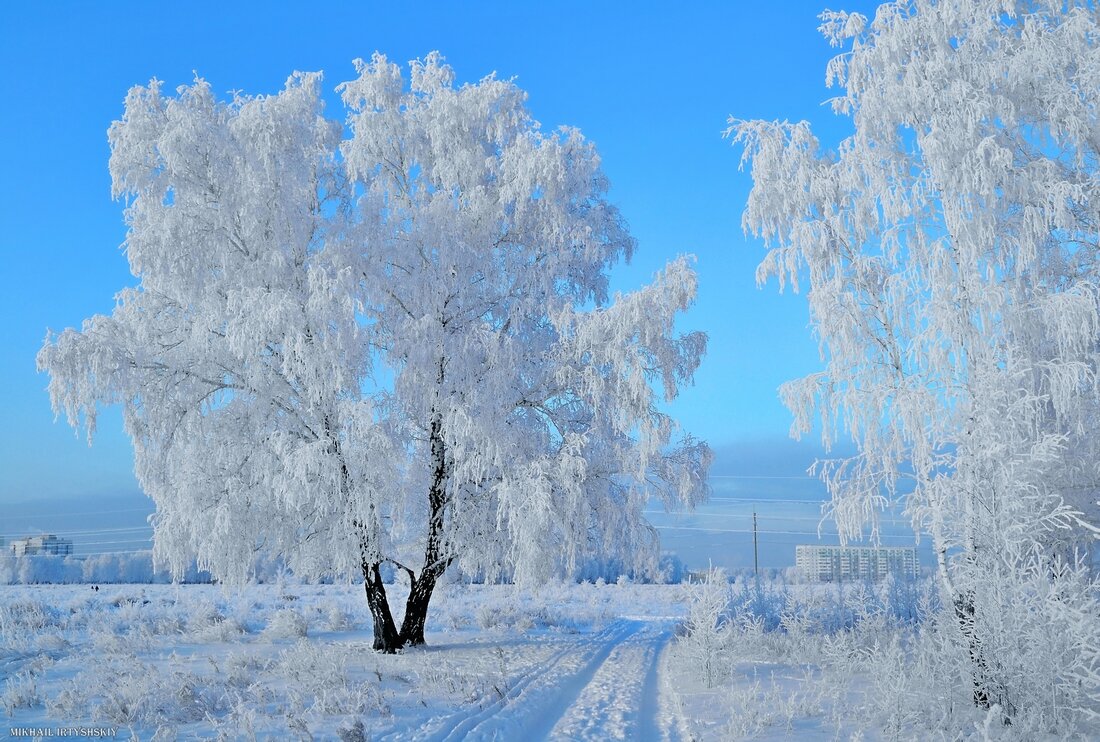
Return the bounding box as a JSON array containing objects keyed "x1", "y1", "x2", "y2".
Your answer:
[
  {"x1": 953, "y1": 591, "x2": 993, "y2": 711},
  {"x1": 362, "y1": 560, "x2": 401, "y2": 653},
  {"x1": 399, "y1": 407, "x2": 452, "y2": 646},
  {"x1": 400, "y1": 571, "x2": 438, "y2": 646}
]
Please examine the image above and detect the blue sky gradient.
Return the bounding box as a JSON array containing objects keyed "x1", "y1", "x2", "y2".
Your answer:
[{"x1": 0, "y1": 1, "x2": 905, "y2": 568}]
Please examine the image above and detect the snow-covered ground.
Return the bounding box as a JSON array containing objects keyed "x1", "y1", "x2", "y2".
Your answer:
[
  {"x1": 3, "y1": 579, "x2": 1093, "y2": 740},
  {"x1": 2, "y1": 581, "x2": 694, "y2": 740}
]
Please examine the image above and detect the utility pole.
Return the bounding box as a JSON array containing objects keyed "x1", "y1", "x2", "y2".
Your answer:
[{"x1": 753, "y1": 508, "x2": 759, "y2": 577}]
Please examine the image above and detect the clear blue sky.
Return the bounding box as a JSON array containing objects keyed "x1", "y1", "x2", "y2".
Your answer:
[{"x1": 0, "y1": 1, "x2": 879, "y2": 509}]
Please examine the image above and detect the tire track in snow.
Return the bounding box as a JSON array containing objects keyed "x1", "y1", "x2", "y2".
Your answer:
[
  {"x1": 380, "y1": 618, "x2": 683, "y2": 741},
  {"x1": 435, "y1": 619, "x2": 639, "y2": 742},
  {"x1": 547, "y1": 620, "x2": 676, "y2": 741},
  {"x1": 375, "y1": 620, "x2": 631, "y2": 742}
]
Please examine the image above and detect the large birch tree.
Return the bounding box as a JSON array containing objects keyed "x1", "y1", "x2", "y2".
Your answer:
[
  {"x1": 37, "y1": 54, "x2": 710, "y2": 653},
  {"x1": 731, "y1": 0, "x2": 1100, "y2": 726}
]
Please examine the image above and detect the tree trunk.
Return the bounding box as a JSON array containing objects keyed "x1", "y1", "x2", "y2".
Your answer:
[
  {"x1": 400, "y1": 570, "x2": 438, "y2": 646},
  {"x1": 933, "y1": 522, "x2": 999, "y2": 715},
  {"x1": 362, "y1": 560, "x2": 401, "y2": 653},
  {"x1": 952, "y1": 592, "x2": 989, "y2": 708},
  {"x1": 399, "y1": 407, "x2": 451, "y2": 646}
]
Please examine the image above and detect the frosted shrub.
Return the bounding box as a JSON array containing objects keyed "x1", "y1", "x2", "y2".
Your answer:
[
  {"x1": 830, "y1": 609, "x2": 978, "y2": 738},
  {"x1": 795, "y1": 583, "x2": 865, "y2": 635},
  {"x1": 807, "y1": 559, "x2": 1100, "y2": 738},
  {"x1": 90, "y1": 627, "x2": 147, "y2": 655},
  {"x1": 277, "y1": 641, "x2": 385, "y2": 716},
  {"x1": 186, "y1": 601, "x2": 225, "y2": 632},
  {"x1": 262, "y1": 608, "x2": 308, "y2": 640},
  {"x1": 716, "y1": 665, "x2": 834, "y2": 739},
  {"x1": 223, "y1": 651, "x2": 274, "y2": 690},
  {"x1": 680, "y1": 567, "x2": 731, "y2": 688},
  {"x1": 722, "y1": 679, "x2": 788, "y2": 739},
  {"x1": 0, "y1": 558, "x2": 16, "y2": 584},
  {"x1": 867, "y1": 627, "x2": 960, "y2": 738},
  {"x1": 727, "y1": 576, "x2": 788, "y2": 632},
  {"x1": 476, "y1": 603, "x2": 520, "y2": 631},
  {"x1": 338, "y1": 719, "x2": 367, "y2": 742},
  {"x1": 195, "y1": 614, "x2": 246, "y2": 643},
  {"x1": 950, "y1": 557, "x2": 1100, "y2": 736},
  {"x1": 0, "y1": 599, "x2": 54, "y2": 637},
  {"x1": 151, "y1": 613, "x2": 185, "y2": 637},
  {"x1": 49, "y1": 654, "x2": 225, "y2": 730},
  {"x1": 877, "y1": 573, "x2": 932, "y2": 625},
  {"x1": 324, "y1": 602, "x2": 354, "y2": 632},
  {"x1": 1, "y1": 671, "x2": 41, "y2": 717}
]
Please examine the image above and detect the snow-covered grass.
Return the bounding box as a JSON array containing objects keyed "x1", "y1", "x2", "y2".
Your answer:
[
  {"x1": 0, "y1": 580, "x2": 687, "y2": 739},
  {"x1": 5, "y1": 576, "x2": 1094, "y2": 739},
  {"x1": 670, "y1": 570, "x2": 1100, "y2": 740}
]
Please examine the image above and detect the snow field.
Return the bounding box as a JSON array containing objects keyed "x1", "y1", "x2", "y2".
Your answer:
[
  {"x1": 0, "y1": 581, "x2": 689, "y2": 740},
  {"x1": 5, "y1": 576, "x2": 1094, "y2": 740}
]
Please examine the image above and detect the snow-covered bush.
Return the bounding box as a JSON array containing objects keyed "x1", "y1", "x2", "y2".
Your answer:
[
  {"x1": 262, "y1": 608, "x2": 308, "y2": 640},
  {"x1": 679, "y1": 567, "x2": 732, "y2": 688},
  {"x1": 816, "y1": 556, "x2": 1100, "y2": 739},
  {"x1": 1, "y1": 671, "x2": 41, "y2": 717},
  {"x1": 187, "y1": 602, "x2": 246, "y2": 643},
  {"x1": 727, "y1": 576, "x2": 788, "y2": 632},
  {"x1": 48, "y1": 652, "x2": 226, "y2": 731},
  {"x1": 873, "y1": 555, "x2": 1100, "y2": 739},
  {"x1": 323, "y1": 601, "x2": 354, "y2": 632},
  {"x1": 676, "y1": 564, "x2": 1099, "y2": 738},
  {"x1": 476, "y1": 604, "x2": 519, "y2": 631},
  {"x1": 277, "y1": 641, "x2": 384, "y2": 716}
]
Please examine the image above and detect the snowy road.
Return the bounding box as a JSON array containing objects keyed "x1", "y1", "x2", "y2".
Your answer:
[
  {"x1": 379, "y1": 618, "x2": 684, "y2": 741},
  {"x1": 545, "y1": 619, "x2": 680, "y2": 742}
]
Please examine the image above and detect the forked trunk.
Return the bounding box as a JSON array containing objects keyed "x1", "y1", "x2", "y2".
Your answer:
[
  {"x1": 399, "y1": 571, "x2": 438, "y2": 646},
  {"x1": 362, "y1": 560, "x2": 401, "y2": 653},
  {"x1": 397, "y1": 405, "x2": 452, "y2": 646}
]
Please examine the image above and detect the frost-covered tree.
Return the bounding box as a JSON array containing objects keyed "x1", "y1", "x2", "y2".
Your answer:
[
  {"x1": 335, "y1": 53, "x2": 709, "y2": 648},
  {"x1": 37, "y1": 54, "x2": 710, "y2": 652},
  {"x1": 730, "y1": 0, "x2": 1100, "y2": 728}
]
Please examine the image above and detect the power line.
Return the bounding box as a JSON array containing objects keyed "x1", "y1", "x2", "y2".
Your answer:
[
  {"x1": 644, "y1": 510, "x2": 912, "y2": 524},
  {"x1": 705, "y1": 496, "x2": 828, "y2": 504},
  {"x1": 0, "y1": 525, "x2": 153, "y2": 539},
  {"x1": 653, "y1": 524, "x2": 921, "y2": 540},
  {"x1": 710, "y1": 475, "x2": 815, "y2": 480},
  {"x1": 0, "y1": 507, "x2": 152, "y2": 520},
  {"x1": 69, "y1": 538, "x2": 154, "y2": 547}
]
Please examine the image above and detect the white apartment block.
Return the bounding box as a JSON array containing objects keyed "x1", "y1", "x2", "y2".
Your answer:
[
  {"x1": 796, "y1": 545, "x2": 919, "y2": 582},
  {"x1": 10, "y1": 534, "x2": 73, "y2": 557}
]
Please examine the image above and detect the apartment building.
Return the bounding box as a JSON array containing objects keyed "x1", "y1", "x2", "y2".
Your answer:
[
  {"x1": 796, "y1": 545, "x2": 919, "y2": 581},
  {"x1": 10, "y1": 534, "x2": 73, "y2": 557}
]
